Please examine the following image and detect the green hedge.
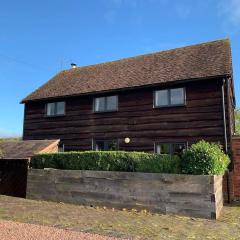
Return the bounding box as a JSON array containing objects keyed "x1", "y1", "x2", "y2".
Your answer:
[
  {"x1": 31, "y1": 151, "x2": 181, "y2": 174},
  {"x1": 181, "y1": 140, "x2": 230, "y2": 175}
]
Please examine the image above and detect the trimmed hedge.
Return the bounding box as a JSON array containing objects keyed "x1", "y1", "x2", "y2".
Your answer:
[
  {"x1": 31, "y1": 151, "x2": 181, "y2": 174},
  {"x1": 181, "y1": 140, "x2": 230, "y2": 175}
]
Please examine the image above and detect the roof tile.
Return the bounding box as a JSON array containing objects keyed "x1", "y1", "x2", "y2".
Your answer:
[{"x1": 22, "y1": 39, "x2": 232, "y2": 103}]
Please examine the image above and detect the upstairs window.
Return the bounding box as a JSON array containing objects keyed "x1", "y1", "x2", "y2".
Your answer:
[
  {"x1": 94, "y1": 95, "x2": 118, "y2": 112},
  {"x1": 155, "y1": 142, "x2": 186, "y2": 156},
  {"x1": 46, "y1": 102, "x2": 65, "y2": 116},
  {"x1": 154, "y1": 88, "x2": 185, "y2": 107},
  {"x1": 93, "y1": 139, "x2": 118, "y2": 151}
]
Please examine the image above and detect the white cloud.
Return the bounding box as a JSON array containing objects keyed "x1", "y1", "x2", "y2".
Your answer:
[{"x1": 219, "y1": 0, "x2": 240, "y2": 25}]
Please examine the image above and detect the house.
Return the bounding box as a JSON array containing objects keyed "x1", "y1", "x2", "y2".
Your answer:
[
  {"x1": 20, "y1": 38, "x2": 240, "y2": 201},
  {"x1": 21, "y1": 39, "x2": 235, "y2": 155}
]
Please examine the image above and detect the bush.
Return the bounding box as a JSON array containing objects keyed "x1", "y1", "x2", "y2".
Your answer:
[
  {"x1": 181, "y1": 140, "x2": 230, "y2": 175},
  {"x1": 31, "y1": 151, "x2": 181, "y2": 174}
]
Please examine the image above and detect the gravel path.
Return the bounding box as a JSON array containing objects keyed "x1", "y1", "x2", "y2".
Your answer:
[{"x1": 0, "y1": 220, "x2": 124, "y2": 240}]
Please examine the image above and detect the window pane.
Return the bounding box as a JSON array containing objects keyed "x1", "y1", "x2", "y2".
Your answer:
[
  {"x1": 47, "y1": 103, "x2": 55, "y2": 116},
  {"x1": 58, "y1": 144, "x2": 65, "y2": 152},
  {"x1": 172, "y1": 143, "x2": 186, "y2": 156},
  {"x1": 106, "y1": 96, "x2": 117, "y2": 111},
  {"x1": 94, "y1": 140, "x2": 118, "y2": 151},
  {"x1": 170, "y1": 88, "x2": 184, "y2": 105},
  {"x1": 56, "y1": 102, "x2": 65, "y2": 115},
  {"x1": 155, "y1": 90, "x2": 169, "y2": 107},
  {"x1": 156, "y1": 144, "x2": 170, "y2": 154},
  {"x1": 95, "y1": 97, "x2": 105, "y2": 112},
  {"x1": 95, "y1": 141, "x2": 105, "y2": 151},
  {"x1": 106, "y1": 140, "x2": 118, "y2": 150}
]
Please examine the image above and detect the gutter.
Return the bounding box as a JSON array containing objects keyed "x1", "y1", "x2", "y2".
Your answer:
[{"x1": 21, "y1": 74, "x2": 231, "y2": 104}]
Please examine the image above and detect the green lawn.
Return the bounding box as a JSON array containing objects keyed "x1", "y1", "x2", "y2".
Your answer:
[{"x1": 0, "y1": 195, "x2": 240, "y2": 239}]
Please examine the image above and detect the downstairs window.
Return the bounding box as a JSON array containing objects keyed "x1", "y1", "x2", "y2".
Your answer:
[
  {"x1": 93, "y1": 139, "x2": 119, "y2": 151},
  {"x1": 155, "y1": 142, "x2": 186, "y2": 156}
]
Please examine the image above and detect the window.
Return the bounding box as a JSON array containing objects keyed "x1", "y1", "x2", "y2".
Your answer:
[
  {"x1": 94, "y1": 96, "x2": 118, "y2": 112},
  {"x1": 154, "y1": 88, "x2": 185, "y2": 107},
  {"x1": 155, "y1": 142, "x2": 186, "y2": 156},
  {"x1": 58, "y1": 144, "x2": 65, "y2": 152},
  {"x1": 93, "y1": 139, "x2": 118, "y2": 151},
  {"x1": 46, "y1": 102, "x2": 65, "y2": 116}
]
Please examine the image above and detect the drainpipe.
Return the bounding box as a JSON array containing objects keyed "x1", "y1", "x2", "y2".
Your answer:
[{"x1": 222, "y1": 78, "x2": 230, "y2": 203}]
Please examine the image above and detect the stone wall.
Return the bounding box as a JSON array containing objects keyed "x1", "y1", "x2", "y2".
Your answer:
[{"x1": 27, "y1": 169, "x2": 223, "y2": 219}]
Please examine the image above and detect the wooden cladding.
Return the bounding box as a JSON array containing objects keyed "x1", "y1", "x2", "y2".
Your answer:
[{"x1": 23, "y1": 79, "x2": 230, "y2": 152}]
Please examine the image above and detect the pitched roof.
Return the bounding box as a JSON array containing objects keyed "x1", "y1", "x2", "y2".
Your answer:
[
  {"x1": 22, "y1": 39, "x2": 232, "y2": 103},
  {"x1": 0, "y1": 140, "x2": 60, "y2": 159}
]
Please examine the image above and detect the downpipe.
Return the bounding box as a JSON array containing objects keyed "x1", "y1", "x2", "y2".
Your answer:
[{"x1": 222, "y1": 78, "x2": 230, "y2": 203}]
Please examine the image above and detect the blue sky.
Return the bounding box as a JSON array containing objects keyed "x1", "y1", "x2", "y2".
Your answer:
[{"x1": 0, "y1": 0, "x2": 240, "y2": 137}]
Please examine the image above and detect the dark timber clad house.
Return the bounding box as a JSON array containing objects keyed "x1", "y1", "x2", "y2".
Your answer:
[{"x1": 21, "y1": 39, "x2": 236, "y2": 156}]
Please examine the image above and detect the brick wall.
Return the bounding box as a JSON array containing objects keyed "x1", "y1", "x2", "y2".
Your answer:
[{"x1": 230, "y1": 137, "x2": 240, "y2": 200}]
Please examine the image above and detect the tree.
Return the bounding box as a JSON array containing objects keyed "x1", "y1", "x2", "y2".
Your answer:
[{"x1": 235, "y1": 108, "x2": 240, "y2": 135}]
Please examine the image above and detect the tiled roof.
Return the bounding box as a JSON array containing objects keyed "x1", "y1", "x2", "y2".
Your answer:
[
  {"x1": 0, "y1": 140, "x2": 60, "y2": 159},
  {"x1": 22, "y1": 39, "x2": 232, "y2": 103}
]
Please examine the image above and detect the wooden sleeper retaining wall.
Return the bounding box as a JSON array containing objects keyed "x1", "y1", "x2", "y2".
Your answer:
[{"x1": 27, "y1": 169, "x2": 223, "y2": 219}]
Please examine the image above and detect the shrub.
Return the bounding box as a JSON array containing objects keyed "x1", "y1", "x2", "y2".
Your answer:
[
  {"x1": 181, "y1": 140, "x2": 230, "y2": 175},
  {"x1": 135, "y1": 154, "x2": 181, "y2": 174},
  {"x1": 31, "y1": 151, "x2": 181, "y2": 174}
]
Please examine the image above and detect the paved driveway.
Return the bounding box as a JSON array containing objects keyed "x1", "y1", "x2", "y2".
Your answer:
[{"x1": 0, "y1": 220, "x2": 124, "y2": 240}]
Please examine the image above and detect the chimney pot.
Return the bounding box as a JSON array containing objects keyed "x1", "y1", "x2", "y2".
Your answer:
[{"x1": 71, "y1": 63, "x2": 77, "y2": 69}]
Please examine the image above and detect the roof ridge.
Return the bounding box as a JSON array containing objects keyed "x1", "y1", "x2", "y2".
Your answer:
[{"x1": 62, "y1": 38, "x2": 230, "y2": 72}]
